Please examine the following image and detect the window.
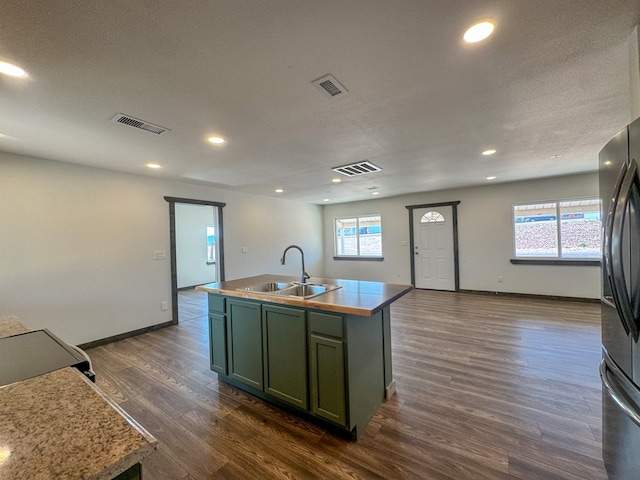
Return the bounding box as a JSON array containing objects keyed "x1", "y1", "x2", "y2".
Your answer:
[
  {"x1": 513, "y1": 199, "x2": 601, "y2": 259},
  {"x1": 206, "y1": 225, "x2": 216, "y2": 264},
  {"x1": 335, "y1": 215, "x2": 382, "y2": 257},
  {"x1": 421, "y1": 211, "x2": 445, "y2": 223}
]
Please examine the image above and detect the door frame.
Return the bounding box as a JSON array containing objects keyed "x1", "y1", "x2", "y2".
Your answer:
[
  {"x1": 164, "y1": 196, "x2": 226, "y2": 324},
  {"x1": 406, "y1": 201, "x2": 460, "y2": 290}
]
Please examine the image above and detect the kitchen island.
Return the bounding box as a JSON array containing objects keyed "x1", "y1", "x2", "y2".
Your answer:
[
  {"x1": 0, "y1": 315, "x2": 157, "y2": 480},
  {"x1": 196, "y1": 274, "x2": 412, "y2": 438}
]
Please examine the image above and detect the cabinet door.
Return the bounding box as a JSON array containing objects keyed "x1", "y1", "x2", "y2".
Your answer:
[
  {"x1": 262, "y1": 305, "x2": 307, "y2": 409},
  {"x1": 309, "y1": 334, "x2": 346, "y2": 426},
  {"x1": 208, "y1": 312, "x2": 227, "y2": 375},
  {"x1": 227, "y1": 299, "x2": 263, "y2": 389}
]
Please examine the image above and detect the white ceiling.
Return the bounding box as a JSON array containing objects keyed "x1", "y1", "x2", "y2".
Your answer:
[{"x1": 1, "y1": 1, "x2": 639, "y2": 204}]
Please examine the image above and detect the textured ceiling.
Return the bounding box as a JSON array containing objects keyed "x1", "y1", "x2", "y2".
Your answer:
[{"x1": 0, "y1": 0, "x2": 639, "y2": 204}]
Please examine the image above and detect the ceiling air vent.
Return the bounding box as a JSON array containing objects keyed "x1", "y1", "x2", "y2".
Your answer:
[
  {"x1": 312, "y1": 74, "x2": 348, "y2": 98},
  {"x1": 332, "y1": 160, "x2": 382, "y2": 177},
  {"x1": 111, "y1": 113, "x2": 170, "y2": 135}
]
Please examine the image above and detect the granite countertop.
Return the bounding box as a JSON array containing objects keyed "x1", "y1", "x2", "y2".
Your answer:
[
  {"x1": 0, "y1": 317, "x2": 157, "y2": 479},
  {"x1": 196, "y1": 274, "x2": 413, "y2": 316},
  {"x1": 0, "y1": 314, "x2": 29, "y2": 337}
]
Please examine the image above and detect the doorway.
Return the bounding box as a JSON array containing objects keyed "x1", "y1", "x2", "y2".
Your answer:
[
  {"x1": 406, "y1": 201, "x2": 460, "y2": 291},
  {"x1": 165, "y1": 196, "x2": 226, "y2": 323},
  {"x1": 175, "y1": 203, "x2": 220, "y2": 288}
]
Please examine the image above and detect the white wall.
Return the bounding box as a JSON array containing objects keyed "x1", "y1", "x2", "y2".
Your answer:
[
  {"x1": 630, "y1": 26, "x2": 640, "y2": 121},
  {"x1": 224, "y1": 192, "x2": 324, "y2": 281},
  {"x1": 175, "y1": 203, "x2": 217, "y2": 288},
  {"x1": 0, "y1": 149, "x2": 600, "y2": 348},
  {"x1": 0, "y1": 152, "x2": 323, "y2": 345},
  {"x1": 323, "y1": 172, "x2": 600, "y2": 299}
]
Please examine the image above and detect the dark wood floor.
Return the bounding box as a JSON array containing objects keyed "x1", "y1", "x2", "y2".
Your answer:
[{"x1": 87, "y1": 289, "x2": 606, "y2": 479}]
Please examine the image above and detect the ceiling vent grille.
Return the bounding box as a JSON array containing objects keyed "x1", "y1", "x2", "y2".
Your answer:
[
  {"x1": 332, "y1": 160, "x2": 382, "y2": 177},
  {"x1": 111, "y1": 113, "x2": 170, "y2": 135},
  {"x1": 312, "y1": 74, "x2": 348, "y2": 98}
]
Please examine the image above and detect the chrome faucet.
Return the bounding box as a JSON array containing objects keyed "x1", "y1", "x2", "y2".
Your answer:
[{"x1": 280, "y1": 245, "x2": 310, "y2": 284}]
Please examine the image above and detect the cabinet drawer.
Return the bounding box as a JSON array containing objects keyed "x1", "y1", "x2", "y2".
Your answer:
[
  {"x1": 308, "y1": 311, "x2": 343, "y2": 338},
  {"x1": 208, "y1": 294, "x2": 226, "y2": 313}
]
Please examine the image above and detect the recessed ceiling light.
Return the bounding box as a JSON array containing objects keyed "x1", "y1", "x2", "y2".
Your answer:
[
  {"x1": 332, "y1": 178, "x2": 342, "y2": 183},
  {"x1": 482, "y1": 149, "x2": 497, "y2": 156},
  {"x1": 463, "y1": 21, "x2": 495, "y2": 43},
  {"x1": 207, "y1": 136, "x2": 226, "y2": 144},
  {"x1": 486, "y1": 176, "x2": 496, "y2": 180},
  {"x1": 146, "y1": 163, "x2": 161, "y2": 169},
  {"x1": 550, "y1": 154, "x2": 562, "y2": 159},
  {"x1": 372, "y1": 191, "x2": 380, "y2": 196},
  {"x1": 0, "y1": 61, "x2": 27, "y2": 78},
  {"x1": 275, "y1": 188, "x2": 284, "y2": 193},
  {"x1": 323, "y1": 198, "x2": 330, "y2": 202}
]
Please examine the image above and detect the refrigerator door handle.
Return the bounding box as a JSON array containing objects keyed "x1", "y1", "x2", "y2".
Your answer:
[
  {"x1": 601, "y1": 358, "x2": 640, "y2": 428},
  {"x1": 609, "y1": 159, "x2": 640, "y2": 341},
  {"x1": 604, "y1": 162, "x2": 627, "y2": 282}
]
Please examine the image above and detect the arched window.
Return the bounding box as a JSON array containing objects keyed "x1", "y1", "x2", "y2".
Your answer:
[{"x1": 421, "y1": 211, "x2": 445, "y2": 223}]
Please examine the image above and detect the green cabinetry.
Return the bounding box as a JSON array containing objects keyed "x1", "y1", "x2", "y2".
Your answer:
[
  {"x1": 209, "y1": 296, "x2": 308, "y2": 408},
  {"x1": 227, "y1": 298, "x2": 263, "y2": 390},
  {"x1": 262, "y1": 304, "x2": 307, "y2": 409},
  {"x1": 308, "y1": 312, "x2": 346, "y2": 426},
  {"x1": 208, "y1": 295, "x2": 227, "y2": 375},
  {"x1": 113, "y1": 463, "x2": 141, "y2": 480},
  {"x1": 206, "y1": 293, "x2": 390, "y2": 438}
]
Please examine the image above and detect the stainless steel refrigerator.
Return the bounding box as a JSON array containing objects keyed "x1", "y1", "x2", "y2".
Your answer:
[{"x1": 600, "y1": 115, "x2": 640, "y2": 479}]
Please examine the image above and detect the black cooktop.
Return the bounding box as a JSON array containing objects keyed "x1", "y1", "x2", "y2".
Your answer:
[{"x1": 0, "y1": 329, "x2": 90, "y2": 387}]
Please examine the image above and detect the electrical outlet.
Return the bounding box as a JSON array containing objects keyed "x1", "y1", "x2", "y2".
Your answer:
[
  {"x1": 161, "y1": 301, "x2": 168, "y2": 311},
  {"x1": 242, "y1": 247, "x2": 248, "y2": 254},
  {"x1": 498, "y1": 275, "x2": 503, "y2": 283}
]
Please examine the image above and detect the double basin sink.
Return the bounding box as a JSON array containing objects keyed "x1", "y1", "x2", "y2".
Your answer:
[{"x1": 237, "y1": 281, "x2": 341, "y2": 299}]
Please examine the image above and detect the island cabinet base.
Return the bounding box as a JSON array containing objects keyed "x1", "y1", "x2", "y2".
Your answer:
[
  {"x1": 113, "y1": 463, "x2": 142, "y2": 480},
  {"x1": 207, "y1": 294, "x2": 393, "y2": 439}
]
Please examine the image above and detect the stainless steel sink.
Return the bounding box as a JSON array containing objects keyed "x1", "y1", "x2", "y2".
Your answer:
[
  {"x1": 238, "y1": 281, "x2": 294, "y2": 292},
  {"x1": 237, "y1": 282, "x2": 341, "y2": 299},
  {"x1": 278, "y1": 284, "x2": 333, "y2": 298}
]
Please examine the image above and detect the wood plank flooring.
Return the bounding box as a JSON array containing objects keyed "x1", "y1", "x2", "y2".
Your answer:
[{"x1": 87, "y1": 289, "x2": 606, "y2": 479}]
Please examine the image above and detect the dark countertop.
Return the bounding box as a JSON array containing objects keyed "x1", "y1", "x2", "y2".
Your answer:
[{"x1": 195, "y1": 274, "x2": 413, "y2": 316}]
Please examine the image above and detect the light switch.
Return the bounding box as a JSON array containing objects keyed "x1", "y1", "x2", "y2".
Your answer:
[
  {"x1": 242, "y1": 247, "x2": 248, "y2": 254},
  {"x1": 153, "y1": 250, "x2": 167, "y2": 260}
]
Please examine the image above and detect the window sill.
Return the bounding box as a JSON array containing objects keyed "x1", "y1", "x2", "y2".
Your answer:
[
  {"x1": 510, "y1": 258, "x2": 600, "y2": 266},
  {"x1": 333, "y1": 256, "x2": 384, "y2": 261}
]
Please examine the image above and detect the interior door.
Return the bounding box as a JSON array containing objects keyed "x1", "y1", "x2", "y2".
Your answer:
[{"x1": 412, "y1": 206, "x2": 455, "y2": 290}]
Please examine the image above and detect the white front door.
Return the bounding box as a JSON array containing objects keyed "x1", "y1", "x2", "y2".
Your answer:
[{"x1": 413, "y1": 206, "x2": 455, "y2": 290}]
